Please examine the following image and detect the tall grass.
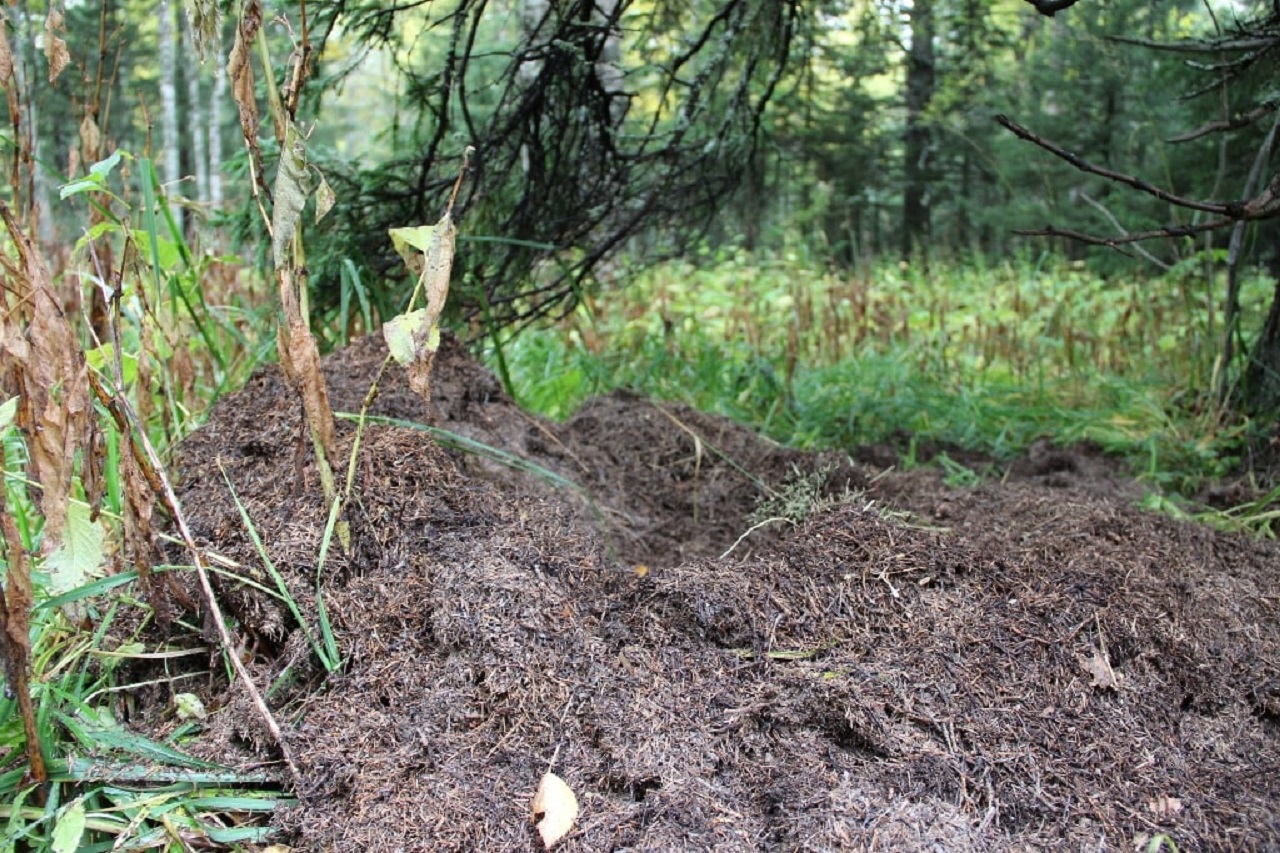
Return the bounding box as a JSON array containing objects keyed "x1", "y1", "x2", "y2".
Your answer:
[
  {"x1": 494, "y1": 248, "x2": 1272, "y2": 498},
  {"x1": 0, "y1": 154, "x2": 285, "y2": 850}
]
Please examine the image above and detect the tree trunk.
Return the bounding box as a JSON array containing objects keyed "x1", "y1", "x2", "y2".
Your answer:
[
  {"x1": 902, "y1": 0, "x2": 935, "y2": 262},
  {"x1": 158, "y1": 0, "x2": 183, "y2": 233},
  {"x1": 1243, "y1": 277, "x2": 1280, "y2": 415},
  {"x1": 209, "y1": 27, "x2": 225, "y2": 208},
  {"x1": 185, "y1": 17, "x2": 209, "y2": 207}
]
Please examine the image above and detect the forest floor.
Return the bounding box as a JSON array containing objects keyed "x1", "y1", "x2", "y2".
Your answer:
[{"x1": 162, "y1": 332, "x2": 1280, "y2": 851}]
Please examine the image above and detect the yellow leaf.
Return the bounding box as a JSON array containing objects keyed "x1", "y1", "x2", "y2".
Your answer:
[{"x1": 532, "y1": 772, "x2": 578, "y2": 849}]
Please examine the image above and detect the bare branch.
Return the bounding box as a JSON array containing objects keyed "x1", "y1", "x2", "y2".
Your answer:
[
  {"x1": 1014, "y1": 218, "x2": 1235, "y2": 246},
  {"x1": 1078, "y1": 192, "x2": 1171, "y2": 270},
  {"x1": 995, "y1": 114, "x2": 1242, "y2": 217},
  {"x1": 1169, "y1": 103, "x2": 1276, "y2": 142},
  {"x1": 1108, "y1": 34, "x2": 1276, "y2": 53}
]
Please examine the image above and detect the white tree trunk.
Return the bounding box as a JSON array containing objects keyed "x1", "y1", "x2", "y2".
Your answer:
[
  {"x1": 209, "y1": 28, "x2": 225, "y2": 208},
  {"x1": 594, "y1": 0, "x2": 626, "y2": 124},
  {"x1": 158, "y1": 0, "x2": 183, "y2": 233},
  {"x1": 184, "y1": 17, "x2": 209, "y2": 206}
]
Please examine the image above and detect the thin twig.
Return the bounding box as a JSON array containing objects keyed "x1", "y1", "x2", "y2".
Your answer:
[
  {"x1": 87, "y1": 371, "x2": 305, "y2": 794},
  {"x1": 995, "y1": 115, "x2": 1240, "y2": 217},
  {"x1": 721, "y1": 517, "x2": 792, "y2": 560},
  {"x1": 1077, "y1": 192, "x2": 1172, "y2": 269},
  {"x1": 1012, "y1": 218, "x2": 1234, "y2": 247},
  {"x1": 1168, "y1": 103, "x2": 1275, "y2": 143}
]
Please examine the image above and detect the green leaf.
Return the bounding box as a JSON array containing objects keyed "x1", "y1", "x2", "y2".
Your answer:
[
  {"x1": 383, "y1": 308, "x2": 430, "y2": 366},
  {"x1": 44, "y1": 500, "x2": 106, "y2": 606},
  {"x1": 388, "y1": 224, "x2": 436, "y2": 274},
  {"x1": 84, "y1": 343, "x2": 138, "y2": 385},
  {"x1": 50, "y1": 801, "x2": 85, "y2": 853},
  {"x1": 59, "y1": 176, "x2": 103, "y2": 199},
  {"x1": 89, "y1": 150, "x2": 124, "y2": 180},
  {"x1": 79, "y1": 725, "x2": 224, "y2": 769},
  {"x1": 0, "y1": 396, "x2": 17, "y2": 433}
]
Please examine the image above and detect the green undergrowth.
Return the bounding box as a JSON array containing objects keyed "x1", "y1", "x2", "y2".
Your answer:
[{"x1": 491, "y1": 249, "x2": 1277, "y2": 532}]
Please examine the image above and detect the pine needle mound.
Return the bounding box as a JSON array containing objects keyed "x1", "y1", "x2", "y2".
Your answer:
[{"x1": 167, "y1": 333, "x2": 1280, "y2": 851}]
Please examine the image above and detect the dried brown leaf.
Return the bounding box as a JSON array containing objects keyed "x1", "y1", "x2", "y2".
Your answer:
[
  {"x1": 79, "y1": 114, "x2": 100, "y2": 164},
  {"x1": 44, "y1": 7, "x2": 70, "y2": 83},
  {"x1": 185, "y1": 0, "x2": 222, "y2": 62},
  {"x1": 0, "y1": 11, "x2": 14, "y2": 83},
  {"x1": 228, "y1": 1, "x2": 264, "y2": 199},
  {"x1": 277, "y1": 267, "x2": 336, "y2": 459},
  {"x1": 0, "y1": 207, "x2": 90, "y2": 555},
  {"x1": 1078, "y1": 645, "x2": 1120, "y2": 690}
]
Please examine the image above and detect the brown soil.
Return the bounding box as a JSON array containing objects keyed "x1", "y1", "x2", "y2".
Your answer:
[{"x1": 164, "y1": 332, "x2": 1280, "y2": 851}]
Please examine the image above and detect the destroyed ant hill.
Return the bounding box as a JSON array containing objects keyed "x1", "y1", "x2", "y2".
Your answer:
[{"x1": 167, "y1": 332, "x2": 1280, "y2": 851}]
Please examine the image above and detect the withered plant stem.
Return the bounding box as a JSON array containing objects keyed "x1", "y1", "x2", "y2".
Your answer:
[{"x1": 88, "y1": 372, "x2": 305, "y2": 794}]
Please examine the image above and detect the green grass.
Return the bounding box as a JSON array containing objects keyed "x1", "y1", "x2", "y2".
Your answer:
[
  {"x1": 490, "y1": 249, "x2": 1274, "y2": 515},
  {"x1": 0, "y1": 151, "x2": 286, "y2": 851}
]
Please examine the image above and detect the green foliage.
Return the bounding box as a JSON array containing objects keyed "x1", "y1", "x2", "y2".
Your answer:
[
  {"x1": 496, "y1": 250, "x2": 1273, "y2": 505},
  {"x1": 0, "y1": 146, "x2": 281, "y2": 850}
]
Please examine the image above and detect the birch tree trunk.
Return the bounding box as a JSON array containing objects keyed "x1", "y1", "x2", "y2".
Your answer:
[
  {"x1": 184, "y1": 17, "x2": 209, "y2": 206},
  {"x1": 209, "y1": 29, "x2": 225, "y2": 208},
  {"x1": 158, "y1": 0, "x2": 183, "y2": 233}
]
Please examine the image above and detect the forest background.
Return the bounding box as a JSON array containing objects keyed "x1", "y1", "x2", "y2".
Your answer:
[
  {"x1": 0, "y1": 0, "x2": 1279, "y2": 847},
  {"x1": 19, "y1": 0, "x2": 1280, "y2": 457}
]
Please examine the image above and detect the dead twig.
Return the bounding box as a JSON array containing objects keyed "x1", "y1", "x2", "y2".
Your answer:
[
  {"x1": 995, "y1": 115, "x2": 1240, "y2": 217},
  {"x1": 1012, "y1": 219, "x2": 1232, "y2": 247},
  {"x1": 87, "y1": 371, "x2": 305, "y2": 794}
]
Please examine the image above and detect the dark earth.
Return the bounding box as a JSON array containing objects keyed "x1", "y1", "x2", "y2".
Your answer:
[{"x1": 162, "y1": 332, "x2": 1280, "y2": 851}]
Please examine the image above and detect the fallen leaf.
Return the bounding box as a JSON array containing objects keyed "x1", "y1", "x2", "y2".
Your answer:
[
  {"x1": 1147, "y1": 795, "x2": 1183, "y2": 819},
  {"x1": 532, "y1": 771, "x2": 578, "y2": 849},
  {"x1": 50, "y1": 799, "x2": 85, "y2": 853},
  {"x1": 1078, "y1": 645, "x2": 1120, "y2": 690},
  {"x1": 44, "y1": 500, "x2": 106, "y2": 616}
]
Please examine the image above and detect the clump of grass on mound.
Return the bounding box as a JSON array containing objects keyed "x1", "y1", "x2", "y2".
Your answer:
[{"x1": 493, "y1": 249, "x2": 1273, "y2": 507}]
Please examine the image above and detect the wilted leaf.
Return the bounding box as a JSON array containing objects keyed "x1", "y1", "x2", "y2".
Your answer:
[
  {"x1": 0, "y1": 218, "x2": 92, "y2": 559},
  {"x1": 185, "y1": 0, "x2": 222, "y2": 61},
  {"x1": 228, "y1": 1, "x2": 263, "y2": 194},
  {"x1": 386, "y1": 212, "x2": 457, "y2": 403},
  {"x1": 383, "y1": 308, "x2": 432, "y2": 366},
  {"x1": 532, "y1": 772, "x2": 578, "y2": 849},
  {"x1": 315, "y1": 171, "x2": 336, "y2": 222},
  {"x1": 1078, "y1": 646, "x2": 1120, "y2": 690},
  {"x1": 272, "y1": 122, "x2": 310, "y2": 268},
  {"x1": 79, "y1": 114, "x2": 100, "y2": 163},
  {"x1": 44, "y1": 7, "x2": 69, "y2": 83},
  {"x1": 44, "y1": 500, "x2": 106, "y2": 607},
  {"x1": 389, "y1": 224, "x2": 437, "y2": 276},
  {"x1": 50, "y1": 800, "x2": 85, "y2": 853},
  {"x1": 0, "y1": 396, "x2": 16, "y2": 432}
]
